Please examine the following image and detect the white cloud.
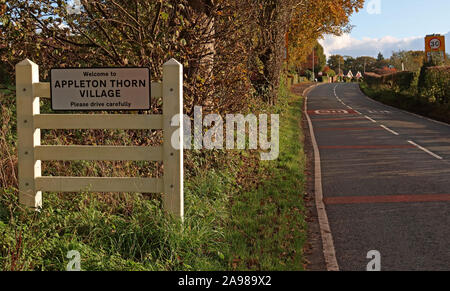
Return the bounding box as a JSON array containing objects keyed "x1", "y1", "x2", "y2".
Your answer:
[{"x1": 319, "y1": 32, "x2": 450, "y2": 59}]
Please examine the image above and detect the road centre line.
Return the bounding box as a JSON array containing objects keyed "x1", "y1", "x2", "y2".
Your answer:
[
  {"x1": 365, "y1": 116, "x2": 377, "y2": 123},
  {"x1": 380, "y1": 125, "x2": 399, "y2": 136},
  {"x1": 408, "y1": 141, "x2": 443, "y2": 160},
  {"x1": 333, "y1": 85, "x2": 362, "y2": 115}
]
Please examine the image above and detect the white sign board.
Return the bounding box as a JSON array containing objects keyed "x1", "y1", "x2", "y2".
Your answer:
[
  {"x1": 429, "y1": 38, "x2": 441, "y2": 50},
  {"x1": 50, "y1": 68, "x2": 151, "y2": 111}
]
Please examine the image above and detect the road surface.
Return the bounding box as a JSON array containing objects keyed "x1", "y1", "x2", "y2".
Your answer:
[{"x1": 306, "y1": 83, "x2": 450, "y2": 271}]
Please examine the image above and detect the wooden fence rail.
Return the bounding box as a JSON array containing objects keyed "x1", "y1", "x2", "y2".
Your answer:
[{"x1": 16, "y1": 59, "x2": 184, "y2": 220}]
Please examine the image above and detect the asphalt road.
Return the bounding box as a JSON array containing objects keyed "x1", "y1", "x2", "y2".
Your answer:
[{"x1": 306, "y1": 83, "x2": 450, "y2": 271}]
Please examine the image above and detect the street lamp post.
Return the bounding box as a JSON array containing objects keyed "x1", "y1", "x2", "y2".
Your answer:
[
  {"x1": 312, "y1": 48, "x2": 315, "y2": 82},
  {"x1": 338, "y1": 57, "x2": 341, "y2": 82}
]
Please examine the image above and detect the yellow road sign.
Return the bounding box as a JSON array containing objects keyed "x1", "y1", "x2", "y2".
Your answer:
[{"x1": 425, "y1": 35, "x2": 446, "y2": 61}]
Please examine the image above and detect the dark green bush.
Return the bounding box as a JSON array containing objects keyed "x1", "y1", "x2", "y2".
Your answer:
[{"x1": 418, "y1": 66, "x2": 450, "y2": 104}]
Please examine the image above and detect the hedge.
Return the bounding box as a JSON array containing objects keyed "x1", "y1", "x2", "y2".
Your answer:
[
  {"x1": 364, "y1": 71, "x2": 416, "y2": 91},
  {"x1": 418, "y1": 66, "x2": 450, "y2": 104}
]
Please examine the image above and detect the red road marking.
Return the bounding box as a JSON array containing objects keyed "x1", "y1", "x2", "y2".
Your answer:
[
  {"x1": 308, "y1": 109, "x2": 358, "y2": 115},
  {"x1": 324, "y1": 194, "x2": 450, "y2": 205},
  {"x1": 316, "y1": 127, "x2": 384, "y2": 131},
  {"x1": 312, "y1": 117, "x2": 366, "y2": 121},
  {"x1": 319, "y1": 145, "x2": 415, "y2": 149}
]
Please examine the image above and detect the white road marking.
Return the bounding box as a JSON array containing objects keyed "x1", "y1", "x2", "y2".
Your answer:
[
  {"x1": 408, "y1": 141, "x2": 443, "y2": 160},
  {"x1": 380, "y1": 125, "x2": 399, "y2": 136},
  {"x1": 314, "y1": 109, "x2": 350, "y2": 115},
  {"x1": 365, "y1": 116, "x2": 377, "y2": 123},
  {"x1": 305, "y1": 87, "x2": 340, "y2": 272},
  {"x1": 334, "y1": 84, "x2": 362, "y2": 114},
  {"x1": 369, "y1": 110, "x2": 391, "y2": 114}
]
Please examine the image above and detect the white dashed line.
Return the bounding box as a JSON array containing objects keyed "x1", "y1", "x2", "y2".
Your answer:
[
  {"x1": 408, "y1": 141, "x2": 443, "y2": 160},
  {"x1": 380, "y1": 125, "x2": 399, "y2": 136},
  {"x1": 334, "y1": 84, "x2": 362, "y2": 115},
  {"x1": 365, "y1": 116, "x2": 377, "y2": 123}
]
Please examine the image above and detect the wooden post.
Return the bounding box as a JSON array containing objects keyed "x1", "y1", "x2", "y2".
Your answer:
[
  {"x1": 162, "y1": 59, "x2": 184, "y2": 220},
  {"x1": 16, "y1": 59, "x2": 42, "y2": 208}
]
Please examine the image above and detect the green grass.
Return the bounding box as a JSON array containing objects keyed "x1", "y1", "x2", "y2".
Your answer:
[
  {"x1": 0, "y1": 168, "x2": 235, "y2": 271},
  {"x1": 360, "y1": 82, "x2": 450, "y2": 124},
  {"x1": 224, "y1": 78, "x2": 307, "y2": 270},
  {"x1": 0, "y1": 78, "x2": 308, "y2": 271}
]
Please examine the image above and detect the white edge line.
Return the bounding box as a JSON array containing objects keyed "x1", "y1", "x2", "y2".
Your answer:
[
  {"x1": 365, "y1": 116, "x2": 377, "y2": 123},
  {"x1": 408, "y1": 140, "x2": 443, "y2": 160},
  {"x1": 380, "y1": 125, "x2": 399, "y2": 136},
  {"x1": 304, "y1": 85, "x2": 340, "y2": 271}
]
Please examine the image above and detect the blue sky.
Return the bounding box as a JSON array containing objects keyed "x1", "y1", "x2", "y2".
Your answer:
[{"x1": 320, "y1": 0, "x2": 450, "y2": 58}]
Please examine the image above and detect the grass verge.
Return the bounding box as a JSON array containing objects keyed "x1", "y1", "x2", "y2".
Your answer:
[
  {"x1": 225, "y1": 79, "x2": 307, "y2": 270},
  {"x1": 0, "y1": 78, "x2": 307, "y2": 271}
]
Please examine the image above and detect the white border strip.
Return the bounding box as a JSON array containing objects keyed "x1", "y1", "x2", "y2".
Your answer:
[
  {"x1": 304, "y1": 84, "x2": 340, "y2": 271},
  {"x1": 408, "y1": 141, "x2": 443, "y2": 160}
]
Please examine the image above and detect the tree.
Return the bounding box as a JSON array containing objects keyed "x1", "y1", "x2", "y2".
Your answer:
[
  {"x1": 298, "y1": 41, "x2": 326, "y2": 74},
  {"x1": 1, "y1": 0, "x2": 261, "y2": 113},
  {"x1": 327, "y1": 55, "x2": 345, "y2": 74},
  {"x1": 343, "y1": 56, "x2": 356, "y2": 73},
  {"x1": 357, "y1": 56, "x2": 377, "y2": 73},
  {"x1": 377, "y1": 52, "x2": 385, "y2": 61},
  {"x1": 390, "y1": 50, "x2": 425, "y2": 73},
  {"x1": 248, "y1": 0, "x2": 296, "y2": 105},
  {"x1": 326, "y1": 69, "x2": 336, "y2": 78},
  {"x1": 288, "y1": 0, "x2": 364, "y2": 74},
  {"x1": 1, "y1": 0, "x2": 365, "y2": 107},
  {"x1": 343, "y1": 56, "x2": 377, "y2": 74}
]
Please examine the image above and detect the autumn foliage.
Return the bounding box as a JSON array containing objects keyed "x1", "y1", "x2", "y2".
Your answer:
[
  {"x1": 288, "y1": 0, "x2": 364, "y2": 71},
  {"x1": 1, "y1": 0, "x2": 364, "y2": 109}
]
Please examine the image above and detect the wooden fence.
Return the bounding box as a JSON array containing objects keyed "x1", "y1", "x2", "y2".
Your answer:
[{"x1": 15, "y1": 59, "x2": 184, "y2": 219}]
